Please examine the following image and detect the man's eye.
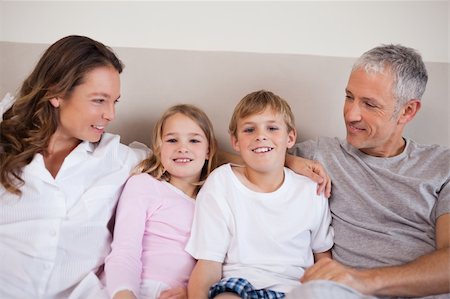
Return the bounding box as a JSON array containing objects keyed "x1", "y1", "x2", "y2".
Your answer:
[
  {"x1": 365, "y1": 102, "x2": 377, "y2": 108},
  {"x1": 93, "y1": 99, "x2": 105, "y2": 103}
]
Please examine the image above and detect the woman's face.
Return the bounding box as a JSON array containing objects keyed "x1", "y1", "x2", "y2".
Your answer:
[{"x1": 50, "y1": 66, "x2": 121, "y2": 144}]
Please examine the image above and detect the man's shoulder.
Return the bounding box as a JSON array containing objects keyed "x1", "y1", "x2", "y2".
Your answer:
[{"x1": 406, "y1": 139, "x2": 450, "y2": 165}]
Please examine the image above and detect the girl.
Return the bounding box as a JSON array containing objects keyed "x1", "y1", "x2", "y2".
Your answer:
[{"x1": 105, "y1": 104, "x2": 218, "y2": 299}]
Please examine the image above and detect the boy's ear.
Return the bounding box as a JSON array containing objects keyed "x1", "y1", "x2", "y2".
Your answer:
[
  {"x1": 230, "y1": 134, "x2": 240, "y2": 152},
  {"x1": 49, "y1": 97, "x2": 61, "y2": 108},
  {"x1": 286, "y1": 128, "x2": 297, "y2": 149}
]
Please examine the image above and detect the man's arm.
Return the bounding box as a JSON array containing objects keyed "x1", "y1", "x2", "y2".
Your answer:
[
  {"x1": 301, "y1": 213, "x2": 450, "y2": 296},
  {"x1": 218, "y1": 150, "x2": 331, "y2": 197},
  {"x1": 285, "y1": 154, "x2": 331, "y2": 198},
  {"x1": 187, "y1": 260, "x2": 222, "y2": 299}
]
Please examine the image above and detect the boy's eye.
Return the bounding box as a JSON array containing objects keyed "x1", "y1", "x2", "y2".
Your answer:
[
  {"x1": 268, "y1": 126, "x2": 279, "y2": 131},
  {"x1": 243, "y1": 127, "x2": 254, "y2": 133}
]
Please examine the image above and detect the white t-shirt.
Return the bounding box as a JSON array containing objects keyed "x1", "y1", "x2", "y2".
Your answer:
[
  {"x1": 0, "y1": 133, "x2": 148, "y2": 299},
  {"x1": 185, "y1": 164, "x2": 334, "y2": 293}
]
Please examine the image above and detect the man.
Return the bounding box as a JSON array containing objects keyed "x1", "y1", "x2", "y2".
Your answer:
[{"x1": 286, "y1": 44, "x2": 449, "y2": 298}]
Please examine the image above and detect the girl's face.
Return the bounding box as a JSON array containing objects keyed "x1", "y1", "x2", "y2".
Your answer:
[
  {"x1": 160, "y1": 113, "x2": 209, "y2": 186},
  {"x1": 49, "y1": 66, "x2": 121, "y2": 145}
]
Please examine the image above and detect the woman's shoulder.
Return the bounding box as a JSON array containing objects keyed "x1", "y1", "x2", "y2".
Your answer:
[{"x1": 94, "y1": 133, "x2": 149, "y2": 163}]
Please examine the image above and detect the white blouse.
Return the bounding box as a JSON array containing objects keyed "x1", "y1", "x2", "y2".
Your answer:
[{"x1": 0, "y1": 133, "x2": 148, "y2": 299}]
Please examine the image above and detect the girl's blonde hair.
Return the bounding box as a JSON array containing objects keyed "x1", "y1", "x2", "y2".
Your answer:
[{"x1": 135, "y1": 104, "x2": 218, "y2": 191}]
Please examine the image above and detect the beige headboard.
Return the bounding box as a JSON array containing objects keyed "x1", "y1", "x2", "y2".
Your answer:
[{"x1": 1, "y1": 41, "x2": 449, "y2": 151}]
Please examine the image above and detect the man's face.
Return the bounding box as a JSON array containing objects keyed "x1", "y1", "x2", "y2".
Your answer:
[{"x1": 344, "y1": 68, "x2": 404, "y2": 157}]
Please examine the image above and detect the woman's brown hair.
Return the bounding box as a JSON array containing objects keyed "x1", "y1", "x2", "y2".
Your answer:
[{"x1": 0, "y1": 35, "x2": 123, "y2": 195}]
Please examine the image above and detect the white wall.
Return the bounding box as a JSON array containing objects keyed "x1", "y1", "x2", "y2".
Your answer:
[
  {"x1": 0, "y1": 1, "x2": 449, "y2": 148},
  {"x1": 0, "y1": 1, "x2": 448, "y2": 62}
]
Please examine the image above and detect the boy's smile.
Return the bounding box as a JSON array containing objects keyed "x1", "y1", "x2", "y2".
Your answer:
[{"x1": 231, "y1": 108, "x2": 296, "y2": 175}]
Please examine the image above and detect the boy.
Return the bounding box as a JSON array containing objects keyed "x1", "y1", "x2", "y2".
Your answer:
[{"x1": 186, "y1": 90, "x2": 334, "y2": 298}]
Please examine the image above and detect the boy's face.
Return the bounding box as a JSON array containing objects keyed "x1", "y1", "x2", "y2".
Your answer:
[{"x1": 231, "y1": 107, "x2": 296, "y2": 174}]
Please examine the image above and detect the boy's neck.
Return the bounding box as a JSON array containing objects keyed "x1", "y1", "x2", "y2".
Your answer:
[{"x1": 233, "y1": 165, "x2": 285, "y2": 193}]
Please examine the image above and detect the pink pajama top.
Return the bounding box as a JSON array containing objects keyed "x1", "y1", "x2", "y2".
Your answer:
[{"x1": 104, "y1": 173, "x2": 196, "y2": 297}]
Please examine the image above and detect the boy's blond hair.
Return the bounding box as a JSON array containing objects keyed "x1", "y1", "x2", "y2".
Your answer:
[{"x1": 229, "y1": 90, "x2": 296, "y2": 138}]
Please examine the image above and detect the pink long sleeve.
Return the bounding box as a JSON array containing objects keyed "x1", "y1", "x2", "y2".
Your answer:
[{"x1": 104, "y1": 173, "x2": 195, "y2": 298}]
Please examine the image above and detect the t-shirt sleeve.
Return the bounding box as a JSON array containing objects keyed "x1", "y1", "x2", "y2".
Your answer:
[
  {"x1": 185, "y1": 172, "x2": 231, "y2": 262},
  {"x1": 310, "y1": 193, "x2": 334, "y2": 253},
  {"x1": 104, "y1": 174, "x2": 160, "y2": 298},
  {"x1": 436, "y1": 178, "x2": 450, "y2": 218}
]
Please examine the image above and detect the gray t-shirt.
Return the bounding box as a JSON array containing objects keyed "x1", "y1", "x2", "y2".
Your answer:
[{"x1": 291, "y1": 137, "x2": 450, "y2": 298}]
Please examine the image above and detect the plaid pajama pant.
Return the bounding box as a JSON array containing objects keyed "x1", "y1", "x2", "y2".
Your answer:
[{"x1": 209, "y1": 277, "x2": 285, "y2": 299}]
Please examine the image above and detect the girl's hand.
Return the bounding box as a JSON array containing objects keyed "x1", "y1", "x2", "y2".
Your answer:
[{"x1": 158, "y1": 287, "x2": 187, "y2": 299}]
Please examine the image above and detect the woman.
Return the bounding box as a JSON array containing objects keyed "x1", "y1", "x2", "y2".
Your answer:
[{"x1": 0, "y1": 35, "x2": 147, "y2": 299}]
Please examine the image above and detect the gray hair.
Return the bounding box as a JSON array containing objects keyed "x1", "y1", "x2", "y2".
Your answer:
[{"x1": 352, "y1": 44, "x2": 428, "y2": 115}]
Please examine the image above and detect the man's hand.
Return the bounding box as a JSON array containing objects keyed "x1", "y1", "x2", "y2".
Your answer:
[
  {"x1": 301, "y1": 257, "x2": 374, "y2": 295},
  {"x1": 158, "y1": 287, "x2": 187, "y2": 299},
  {"x1": 285, "y1": 154, "x2": 331, "y2": 198}
]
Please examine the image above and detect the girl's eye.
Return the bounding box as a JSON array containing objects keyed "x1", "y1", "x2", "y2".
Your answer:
[
  {"x1": 243, "y1": 127, "x2": 254, "y2": 133},
  {"x1": 190, "y1": 139, "x2": 201, "y2": 143},
  {"x1": 166, "y1": 138, "x2": 177, "y2": 143}
]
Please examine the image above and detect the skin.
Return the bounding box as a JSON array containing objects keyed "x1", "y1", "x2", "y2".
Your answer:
[
  {"x1": 299, "y1": 68, "x2": 450, "y2": 297},
  {"x1": 230, "y1": 107, "x2": 296, "y2": 192},
  {"x1": 160, "y1": 112, "x2": 210, "y2": 198},
  {"x1": 114, "y1": 113, "x2": 210, "y2": 299},
  {"x1": 45, "y1": 65, "x2": 121, "y2": 177}
]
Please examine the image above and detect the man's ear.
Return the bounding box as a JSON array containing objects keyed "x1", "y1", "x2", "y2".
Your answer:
[
  {"x1": 398, "y1": 100, "x2": 421, "y2": 125},
  {"x1": 230, "y1": 134, "x2": 240, "y2": 153},
  {"x1": 286, "y1": 128, "x2": 297, "y2": 149},
  {"x1": 49, "y1": 97, "x2": 61, "y2": 108}
]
